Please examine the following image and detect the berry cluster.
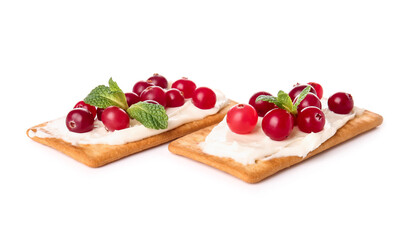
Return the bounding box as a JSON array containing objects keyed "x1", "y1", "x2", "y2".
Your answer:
[
  {"x1": 226, "y1": 82, "x2": 354, "y2": 141},
  {"x1": 66, "y1": 74, "x2": 217, "y2": 133}
]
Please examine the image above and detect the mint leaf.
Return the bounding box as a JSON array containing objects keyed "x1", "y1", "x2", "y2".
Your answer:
[
  {"x1": 256, "y1": 95, "x2": 278, "y2": 105},
  {"x1": 127, "y1": 102, "x2": 168, "y2": 130},
  {"x1": 276, "y1": 90, "x2": 295, "y2": 113},
  {"x1": 84, "y1": 79, "x2": 128, "y2": 110},
  {"x1": 256, "y1": 89, "x2": 311, "y2": 115},
  {"x1": 293, "y1": 85, "x2": 311, "y2": 109},
  {"x1": 108, "y1": 77, "x2": 122, "y2": 92}
]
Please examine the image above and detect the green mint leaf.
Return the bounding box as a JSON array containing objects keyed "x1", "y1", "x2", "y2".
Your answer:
[
  {"x1": 108, "y1": 77, "x2": 122, "y2": 92},
  {"x1": 276, "y1": 90, "x2": 296, "y2": 114},
  {"x1": 256, "y1": 95, "x2": 278, "y2": 105},
  {"x1": 127, "y1": 102, "x2": 168, "y2": 130},
  {"x1": 293, "y1": 85, "x2": 311, "y2": 109},
  {"x1": 256, "y1": 88, "x2": 313, "y2": 115},
  {"x1": 84, "y1": 79, "x2": 128, "y2": 110}
]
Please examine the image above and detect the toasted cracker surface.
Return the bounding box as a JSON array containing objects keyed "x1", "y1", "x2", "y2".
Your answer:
[
  {"x1": 168, "y1": 110, "x2": 383, "y2": 183},
  {"x1": 27, "y1": 100, "x2": 237, "y2": 167}
]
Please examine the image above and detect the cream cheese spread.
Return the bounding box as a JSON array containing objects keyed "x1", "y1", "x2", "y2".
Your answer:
[
  {"x1": 200, "y1": 101, "x2": 364, "y2": 165},
  {"x1": 31, "y1": 90, "x2": 228, "y2": 145}
]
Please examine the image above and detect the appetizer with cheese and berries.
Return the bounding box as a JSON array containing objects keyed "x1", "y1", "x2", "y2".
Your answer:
[
  {"x1": 27, "y1": 74, "x2": 235, "y2": 167},
  {"x1": 169, "y1": 82, "x2": 383, "y2": 183}
]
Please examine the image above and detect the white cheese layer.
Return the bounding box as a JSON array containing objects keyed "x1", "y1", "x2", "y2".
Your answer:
[
  {"x1": 31, "y1": 90, "x2": 228, "y2": 146},
  {"x1": 200, "y1": 102, "x2": 364, "y2": 165}
]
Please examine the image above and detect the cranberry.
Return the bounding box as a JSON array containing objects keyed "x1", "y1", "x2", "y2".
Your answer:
[
  {"x1": 248, "y1": 91, "x2": 277, "y2": 117},
  {"x1": 192, "y1": 87, "x2": 216, "y2": 109},
  {"x1": 308, "y1": 82, "x2": 323, "y2": 99},
  {"x1": 171, "y1": 77, "x2": 197, "y2": 98},
  {"x1": 297, "y1": 106, "x2": 325, "y2": 133},
  {"x1": 262, "y1": 108, "x2": 295, "y2": 141},
  {"x1": 125, "y1": 92, "x2": 140, "y2": 107},
  {"x1": 66, "y1": 108, "x2": 94, "y2": 133},
  {"x1": 140, "y1": 86, "x2": 167, "y2": 107},
  {"x1": 147, "y1": 73, "x2": 168, "y2": 89},
  {"x1": 226, "y1": 104, "x2": 258, "y2": 134},
  {"x1": 288, "y1": 84, "x2": 317, "y2": 102},
  {"x1": 74, "y1": 101, "x2": 97, "y2": 119},
  {"x1": 328, "y1": 92, "x2": 354, "y2": 114},
  {"x1": 96, "y1": 108, "x2": 104, "y2": 121},
  {"x1": 166, "y1": 89, "x2": 185, "y2": 108},
  {"x1": 101, "y1": 106, "x2": 130, "y2": 131},
  {"x1": 132, "y1": 81, "x2": 154, "y2": 96},
  {"x1": 293, "y1": 92, "x2": 322, "y2": 112}
]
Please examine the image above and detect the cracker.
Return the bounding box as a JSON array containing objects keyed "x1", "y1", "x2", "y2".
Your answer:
[
  {"x1": 27, "y1": 100, "x2": 237, "y2": 167},
  {"x1": 168, "y1": 110, "x2": 383, "y2": 183}
]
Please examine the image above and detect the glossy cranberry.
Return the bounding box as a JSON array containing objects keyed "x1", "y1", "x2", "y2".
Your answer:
[
  {"x1": 74, "y1": 101, "x2": 97, "y2": 119},
  {"x1": 192, "y1": 87, "x2": 216, "y2": 109},
  {"x1": 293, "y1": 92, "x2": 322, "y2": 112},
  {"x1": 101, "y1": 106, "x2": 130, "y2": 131},
  {"x1": 147, "y1": 73, "x2": 168, "y2": 89},
  {"x1": 140, "y1": 86, "x2": 167, "y2": 107},
  {"x1": 288, "y1": 84, "x2": 317, "y2": 102},
  {"x1": 262, "y1": 108, "x2": 295, "y2": 141},
  {"x1": 166, "y1": 89, "x2": 185, "y2": 108},
  {"x1": 297, "y1": 106, "x2": 325, "y2": 133},
  {"x1": 226, "y1": 104, "x2": 258, "y2": 134},
  {"x1": 308, "y1": 82, "x2": 323, "y2": 99},
  {"x1": 96, "y1": 108, "x2": 104, "y2": 121},
  {"x1": 132, "y1": 81, "x2": 154, "y2": 96},
  {"x1": 248, "y1": 91, "x2": 277, "y2": 117},
  {"x1": 125, "y1": 92, "x2": 140, "y2": 107},
  {"x1": 328, "y1": 92, "x2": 354, "y2": 114},
  {"x1": 66, "y1": 108, "x2": 94, "y2": 133},
  {"x1": 171, "y1": 77, "x2": 197, "y2": 98}
]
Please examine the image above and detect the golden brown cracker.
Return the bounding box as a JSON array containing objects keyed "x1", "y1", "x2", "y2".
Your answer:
[
  {"x1": 27, "y1": 100, "x2": 237, "y2": 167},
  {"x1": 168, "y1": 110, "x2": 383, "y2": 183}
]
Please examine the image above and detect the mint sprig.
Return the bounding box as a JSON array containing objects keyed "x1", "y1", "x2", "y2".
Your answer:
[
  {"x1": 84, "y1": 78, "x2": 169, "y2": 130},
  {"x1": 84, "y1": 78, "x2": 128, "y2": 110},
  {"x1": 127, "y1": 102, "x2": 168, "y2": 130},
  {"x1": 256, "y1": 86, "x2": 311, "y2": 115}
]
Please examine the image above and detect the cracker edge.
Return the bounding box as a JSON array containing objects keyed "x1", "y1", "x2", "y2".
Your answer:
[
  {"x1": 26, "y1": 100, "x2": 237, "y2": 168},
  {"x1": 168, "y1": 110, "x2": 383, "y2": 183}
]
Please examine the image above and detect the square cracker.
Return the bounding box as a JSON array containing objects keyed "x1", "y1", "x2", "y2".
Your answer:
[
  {"x1": 27, "y1": 100, "x2": 237, "y2": 167},
  {"x1": 168, "y1": 110, "x2": 383, "y2": 183}
]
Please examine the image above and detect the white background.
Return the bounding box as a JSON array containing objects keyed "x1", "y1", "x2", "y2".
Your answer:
[{"x1": 1, "y1": 0, "x2": 413, "y2": 239}]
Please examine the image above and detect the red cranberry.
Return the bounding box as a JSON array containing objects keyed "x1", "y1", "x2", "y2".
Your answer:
[
  {"x1": 226, "y1": 104, "x2": 258, "y2": 134},
  {"x1": 140, "y1": 86, "x2": 167, "y2": 107},
  {"x1": 192, "y1": 87, "x2": 216, "y2": 109},
  {"x1": 101, "y1": 106, "x2": 130, "y2": 131},
  {"x1": 328, "y1": 92, "x2": 354, "y2": 114},
  {"x1": 132, "y1": 81, "x2": 154, "y2": 96},
  {"x1": 293, "y1": 92, "x2": 322, "y2": 112},
  {"x1": 171, "y1": 77, "x2": 197, "y2": 98},
  {"x1": 74, "y1": 101, "x2": 97, "y2": 119},
  {"x1": 297, "y1": 106, "x2": 326, "y2": 133},
  {"x1": 96, "y1": 108, "x2": 104, "y2": 121},
  {"x1": 262, "y1": 108, "x2": 295, "y2": 141},
  {"x1": 288, "y1": 84, "x2": 317, "y2": 102},
  {"x1": 248, "y1": 91, "x2": 277, "y2": 117},
  {"x1": 166, "y1": 89, "x2": 185, "y2": 108},
  {"x1": 147, "y1": 73, "x2": 168, "y2": 89},
  {"x1": 308, "y1": 82, "x2": 323, "y2": 99},
  {"x1": 66, "y1": 108, "x2": 94, "y2": 133},
  {"x1": 125, "y1": 92, "x2": 140, "y2": 107}
]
